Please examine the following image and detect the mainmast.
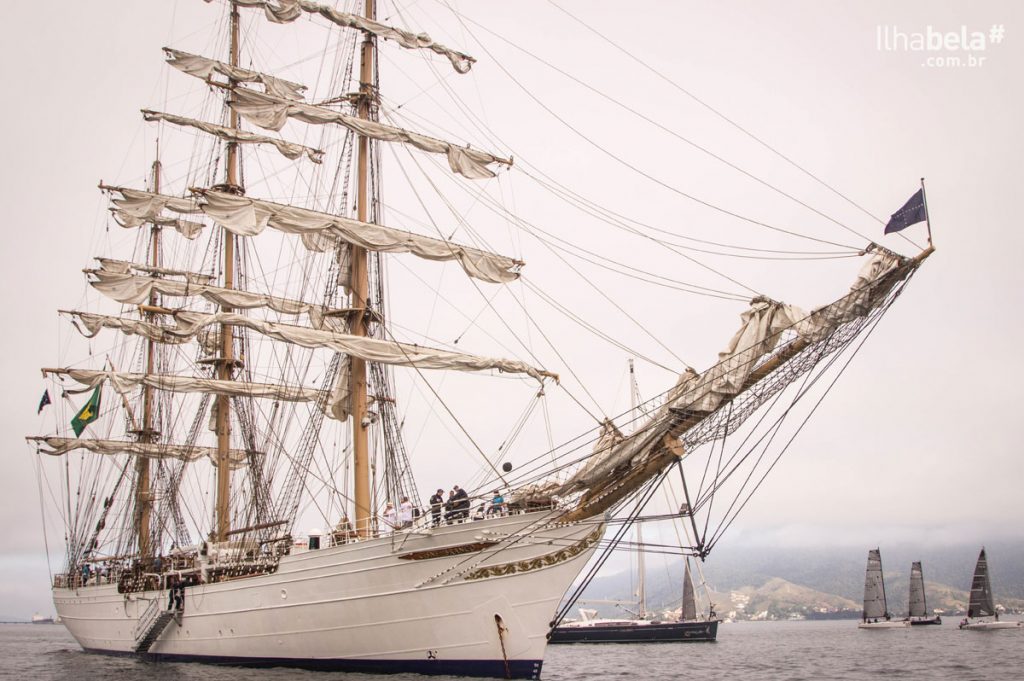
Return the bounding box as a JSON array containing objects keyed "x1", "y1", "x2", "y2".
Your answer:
[
  {"x1": 135, "y1": 157, "x2": 162, "y2": 559},
  {"x1": 351, "y1": 0, "x2": 376, "y2": 538},
  {"x1": 214, "y1": 3, "x2": 243, "y2": 542}
]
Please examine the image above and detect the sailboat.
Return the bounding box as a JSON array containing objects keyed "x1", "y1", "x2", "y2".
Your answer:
[
  {"x1": 548, "y1": 536, "x2": 717, "y2": 643},
  {"x1": 859, "y1": 549, "x2": 909, "y2": 628},
  {"x1": 27, "y1": 2, "x2": 932, "y2": 678},
  {"x1": 905, "y1": 561, "x2": 941, "y2": 625},
  {"x1": 959, "y1": 548, "x2": 1022, "y2": 630}
]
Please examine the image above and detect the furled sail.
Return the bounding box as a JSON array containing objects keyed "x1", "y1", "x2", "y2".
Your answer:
[
  {"x1": 46, "y1": 368, "x2": 338, "y2": 417},
  {"x1": 228, "y1": 88, "x2": 509, "y2": 179},
  {"x1": 557, "y1": 251, "x2": 911, "y2": 506},
  {"x1": 109, "y1": 186, "x2": 203, "y2": 232},
  {"x1": 94, "y1": 256, "x2": 214, "y2": 284},
  {"x1": 86, "y1": 268, "x2": 337, "y2": 329},
  {"x1": 103, "y1": 186, "x2": 521, "y2": 283},
  {"x1": 111, "y1": 209, "x2": 205, "y2": 240},
  {"x1": 863, "y1": 548, "x2": 888, "y2": 620},
  {"x1": 908, "y1": 561, "x2": 927, "y2": 618},
  {"x1": 968, "y1": 548, "x2": 996, "y2": 618},
  {"x1": 199, "y1": 190, "x2": 522, "y2": 283},
  {"x1": 164, "y1": 47, "x2": 307, "y2": 100},
  {"x1": 27, "y1": 436, "x2": 250, "y2": 469},
  {"x1": 67, "y1": 310, "x2": 556, "y2": 383},
  {"x1": 232, "y1": 0, "x2": 476, "y2": 74},
  {"x1": 142, "y1": 110, "x2": 324, "y2": 163}
]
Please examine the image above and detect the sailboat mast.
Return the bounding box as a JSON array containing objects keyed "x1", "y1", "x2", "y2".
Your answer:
[
  {"x1": 629, "y1": 359, "x2": 647, "y2": 619},
  {"x1": 215, "y1": 3, "x2": 242, "y2": 542},
  {"x1": 920, "y1": 563, "x2": 928, "y2": 615},
  {"x1": 135, "y1": 157, "x2": 162, "y2": 559},
  {"x1": 350, "y1": 0, "x2": 376, "y2": 538},
  {"x1": 879, "y1": 555, "x2": 889, "y2": 617},
  {"x1": 636, "y1": 522, "x2": 646, "y2": 619}
]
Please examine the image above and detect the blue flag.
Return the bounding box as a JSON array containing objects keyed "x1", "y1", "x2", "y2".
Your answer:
[
  {"x1": 37, "y1": 389, "x2": 51, "y2": 414},
  {"x1": 885, "y1": 189, "x2": 927, "y2": 234}
]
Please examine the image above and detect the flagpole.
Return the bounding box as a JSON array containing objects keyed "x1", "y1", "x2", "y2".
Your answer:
[{"x1": 920, "y1": 177, "x2": 933, "y2": 247}]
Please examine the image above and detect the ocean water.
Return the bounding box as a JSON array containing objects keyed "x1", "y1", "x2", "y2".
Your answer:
[{"x1": 3, "y1": 619, "x2": 1022, "y2": 681}]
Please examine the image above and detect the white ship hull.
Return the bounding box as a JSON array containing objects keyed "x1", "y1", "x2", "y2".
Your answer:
[{"x1": 55, "y1": 511, "x2": 601, "y2": 679}]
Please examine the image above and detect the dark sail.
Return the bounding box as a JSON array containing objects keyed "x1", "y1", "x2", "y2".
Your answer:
[
  {"x1": 862, "y1": 548, "x2": 888, "y2": 620},
  {"x1": 968, "y1": 548, "x2": 996, "y2": 618},
  {"x1": 908, "y1": 561, "x2": 928, "y2": 618}
]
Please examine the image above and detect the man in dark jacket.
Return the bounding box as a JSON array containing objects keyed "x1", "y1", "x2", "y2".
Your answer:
[
  {"x1": 429, "y1": 488, "x2": 445, "y2": 527},
  {"x1": 452, "y1": 485, "x2": 470, "y2": 521}
]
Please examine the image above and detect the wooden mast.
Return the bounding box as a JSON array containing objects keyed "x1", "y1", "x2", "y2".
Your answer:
[
  {"x1": 135, "y1": 157, "x2": 162, "y2": 560},
  {"x1": 351, "y1": 0, "x2": 376, "y2": 538},
  {"x1": 215, "y1": 3, "x2": 242, "y2": 542}
]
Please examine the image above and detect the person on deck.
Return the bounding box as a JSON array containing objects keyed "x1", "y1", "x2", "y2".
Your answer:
[
  {"x1": 332, "y1": 517, "x2": 355, "y2": 544},
  {"x1": 381, "y1": 502, "x2": 398, "y2": 535},
  {"x1": 444, "y1": 489, "x2": 456, "y2": 523},
  {"x1": 166, "y1": 573, "x2": 178, "y2": 610},
  {"x1": 398, "y1": 496, "x2": 414, "y2": 529},
  {"x1": 488, "y1": 490, "x2": 505, "y2": 516},
  {"x1": 429, "y1": 489, "x2": 445, "y2": 527},
  {"x1": 452, "y1": 485, "x2": 469, "y2": 521}
]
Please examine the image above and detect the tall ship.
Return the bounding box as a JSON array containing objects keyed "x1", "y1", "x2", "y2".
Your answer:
[{"x1": 28, "y1": 1, "x2": 933, "y2": 677}]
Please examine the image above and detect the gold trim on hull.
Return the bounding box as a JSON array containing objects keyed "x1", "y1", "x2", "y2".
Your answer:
[{"x1": 465, "y1": 525, "x2": 603, "y2": 581}]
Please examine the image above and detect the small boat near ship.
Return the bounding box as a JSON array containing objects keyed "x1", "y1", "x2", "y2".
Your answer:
[
  {"x1": 905, "y1": 561, "x2": 941, "y2": 625},
  {"x1": 858, "y1": 548, "x2": 909, "y2": 629},
  {"x1": 549, "y1": 559, "x2": 717, "y2": 643},
  {"x1": 31, "y1": 613, "x2": 55, "y2": 625},
  {"x1": 959, "y1": 548, "x2": 1022, "y2": 631}
]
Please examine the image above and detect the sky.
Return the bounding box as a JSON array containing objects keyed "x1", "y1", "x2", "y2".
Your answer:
[{"x1": 0, "y1": 1, "x2": 1022, "y2": 619}]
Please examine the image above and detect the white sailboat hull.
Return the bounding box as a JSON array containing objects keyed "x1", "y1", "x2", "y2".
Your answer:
[
  {"x1": 55, "y1": 512, "x2": 601, "y2": 679},
  {"x1": 959, "y1": 620, "x2": 1023, "y2": 631},
  {"x1": 857, "y1": 620, "x2": 910, "y2": 629}
]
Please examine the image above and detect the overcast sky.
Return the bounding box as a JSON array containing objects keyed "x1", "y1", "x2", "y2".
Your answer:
[{"x1": 1, "y1": 1, "x2": 1021, "y2": 618}]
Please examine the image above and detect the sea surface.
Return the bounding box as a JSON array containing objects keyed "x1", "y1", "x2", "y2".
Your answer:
[{"x1": 3, "y1": 619, "x2": 1022, "y2": 681}]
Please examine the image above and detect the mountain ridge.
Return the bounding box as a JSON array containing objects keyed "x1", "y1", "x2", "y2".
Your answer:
[{"x1": 571, "y1": 541, "x2": 1024, "y2": 619}]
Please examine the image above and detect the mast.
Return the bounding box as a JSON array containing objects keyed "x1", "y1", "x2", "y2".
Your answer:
[
  {"x1": 636, "y1": 522, "x2": 646, "y2": 619},
  {"x1": 629, "y1": 360, "x2": 646, "y2": 619},
  {"x1": 135, "y1": 156, "x2": 162, "y2": 560},
  {"x1": 879, "y1": 553, "x2": 889, "y2": 618},
  {"x1": 214, "y1": 3, "x2": 242, "y2": 542},
  {"x1": 351, "y1": 0, "x2": 375, "y2": 538}
]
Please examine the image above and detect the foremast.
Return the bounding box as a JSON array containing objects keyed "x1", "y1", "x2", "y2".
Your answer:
[{"x1": 135, "y1": 158, "x2": 162, "y2": 559}]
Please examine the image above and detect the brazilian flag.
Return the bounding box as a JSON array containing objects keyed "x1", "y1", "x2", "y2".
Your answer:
[{"x1": 71, "y1": 387, "x2": 102, "y2": 437}]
